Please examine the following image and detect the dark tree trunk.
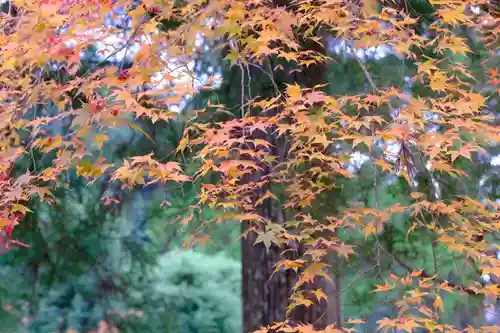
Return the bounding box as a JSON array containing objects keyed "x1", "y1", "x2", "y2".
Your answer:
[
  {"x1": 241, "y1": 2, "x2": 341, "y2": 331},
  {"x1": 242, "y1": 226, "x2": 293, "y2": 332}
]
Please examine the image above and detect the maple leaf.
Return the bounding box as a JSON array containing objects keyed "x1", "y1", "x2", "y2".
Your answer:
[
  {"x1": 10, "y1": 204, "x2": 32, "y2": 215},
  {"x1": 482, "y1": 284, "x2": 500, "y2": 299},
  {"x1": 94, "y1": 133, "x2": 108, "y2": 149},
  {"x1": 377, "y1": 317, "x2": 397, "y2": 331},
  {"x1": 438, "y1": 36, "x2": 471, "y2": 55},
  {"x1": 347, "y1": 317, "x2": 365, "y2": 324},
  {"x1": 3, "y1": 187, "x2": 24, "y2": 203},
  {"x1": 301, "y1": 263, "x2": 330, "y2": 283},
  {"x1": 131, "y1": 153, "x2": 157, "y2": 166},
  {"x1": 274, "y1": 259, "x2": 305, "y2": 273},
  {"x1": 278, "y1": 51, "x2": 298, "y2": 62},
  {"x1": 254, "y1": 231, "x2": 275, "y2": 250},
  {"x1": 417, "y1": 60, "x2": 437, "y2": 76},
  {"x1": 437, "y1": 5, "x2": 468, "y2": 26},
  {"x1": 433, "y1": 295, "x2": 444, "y2": 312},
  {"x1": 373, "y1": 281, "x2": 395, "y2": 293},
  {"x1": 364, "y1": 224, "x2": 376, "y2": 239},
  {"x1": 289, "y1": 294, "x2": 315, "y2": 310},
  {"x1": 429, "y1": 71, "x2": 449, "y2": 91},
  {"x1": 230, "y1": 213, "x2": 264, "y2": 222},
  {"x1": 375, "y1": 159, "x2": 393, "y2": 172},
  {"x1": 286, "y1": 84, "x2": 302, "y2": 102},
  {"x1": 28, "y1": 186, "x2": 53, "y2": 202},
  {"x1": 363, "y1": 94, "x2": 382, "y2": 106},
  {"x1": 410, "y1": 192, "x2": 425, "y2": 200},
  {"x1": 311, "y1": 289, "x2": 328, "y2": 302},
  {"x1": 305, "y1": 91, "x2": 326, "y2": 105},
  {"x1": 322, "y1": 325, "x2": 343, "y2": 333},
  {"x1": 480, "y1": 327, "x2": 500, "y2": 333},
  {"x1": 255, "y1": 191, "x2": 278, "y2": 206}
]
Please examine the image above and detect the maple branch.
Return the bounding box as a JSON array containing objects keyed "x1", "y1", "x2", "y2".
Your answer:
[
  {"x1": 247, "y1": 62, "x2": 280, "y2": 97},
  {"x1": 347, "y1": 42, "x2": 384, "y2": 273},
  {"x1": 379, "y1": 244, "x2": 479, "y2": 297},
  {"x1": 81, "y1": 25, "x2": 142, "y2": 78},
  {"x1": 240, "y1": 62, "x2": 245, "y2": 117},
  {"x1": 432, "y1": 239, "x2": 438, "y2": 275},
  {"x1": 347, "y1": 43, "x2": 379, "y2": 93},
  {"x1": 246, "y1": 63, "x2": 252, "y2": 102},
  {"x1": 341, "y1": 264, "x2": 378, "y2": 294}
]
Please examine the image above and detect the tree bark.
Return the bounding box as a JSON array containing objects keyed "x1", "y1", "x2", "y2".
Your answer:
[
  {"x1": 241, "y1": 2, "x2": 341, "y2": 331},
  {"x1": 242, "y1": 225, "x2": 293, "y2": 333}
]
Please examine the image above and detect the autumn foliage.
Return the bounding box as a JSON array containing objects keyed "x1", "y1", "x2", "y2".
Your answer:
[{"x1": 0, "y1": 0, "x2": 499, "y2": 332}]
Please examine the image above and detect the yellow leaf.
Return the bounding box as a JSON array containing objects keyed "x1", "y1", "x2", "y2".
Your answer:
[
  {"x1": 302, "y1": 263, "x2": 330, "y2": 283},
  {"x1": 258, "y1": 230, "x2": 281, "y2": 251},
  {"x1": 10, "y1": 203, "x2": 32, "y2": 214},
  {"x1": 275, "y1": 259, "x2": 305, "y2": 273},
  {"x1": 347, "y1": 317, "x2": 365, "y2": 324},
  {"x1": 94, "y1": 134, "x2": 108, "y2": 149},
  {"x1": 411, "y1": 270, "x2": 423, "y2": 277},
  {"x1": 0, "y1": 218, "x2": 11, "y2": 228},
  {"x1": 375, "y1": 159, "x2": 392, "y2": 172},
  {"x1": 417, "y1": 60, "x2": 436, "y2": 75},
  {"x1": 311, "y1": 289, "x2": 328, "y2": 303},
  {"x1": 406, "y1": 222, "x2": 418, "y2": 238},
  {"x1": 373, "y1": 281, "x2": 395, "y2": 292},
  {"x1": 437, "y1": 5, "x2": 468, "y2": 25},
  {"x1": 434, "y1": 295, "x2": 444, "y2": 312},
  {"x1": 286, "y1": 84, "x2": 302, "y2": 102},
  {"x1": 410, "y1": 192, "x2": 424, "y2": 200},
  {"x1": 429, "y1": 71, "x2": 449, "y2": 91},
  {"x1": 256, "y1": 191, "x2": 278, "y2": 206},
  {"x1": 290, "y1": 294, "x2": 314, "y2": 309},
  {"x1": 351, "y1": 135, "x2": 374, "y2": 150},
  {"x1": 364, "y1": 224, "x2": 376, "y2": 239},
  {"x1": 362, "y1": 0, "x2": 378, "y2": 16}
]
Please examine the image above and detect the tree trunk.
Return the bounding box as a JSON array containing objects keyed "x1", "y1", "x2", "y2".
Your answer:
[
  {"x1": 242, "y1": 225, "x2": 293, "y2": 332},
  {"x1": 241, "y1": 2, "x2": 341, "y2": 331}
]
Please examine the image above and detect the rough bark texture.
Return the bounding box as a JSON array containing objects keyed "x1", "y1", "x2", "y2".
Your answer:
[
  {"x1": 241, "y1": 1, "x2": 340, "y2": 331},
  {"x1": 242, "y1": 228, "x2": 293, "y2": 332},
  {"x1": 242, "y1": 222, "x2": 340, "y2": 333}
]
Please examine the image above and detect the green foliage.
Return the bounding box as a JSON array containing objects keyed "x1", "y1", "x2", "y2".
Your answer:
[
  {"x1": 0, "y1": 166, "x2": 241, "y2": 333},
  {"x1": 146, "y1": 191, "x2": 241, "y2": 260},
  {"x1": 154, "y1": 250, "x2": 242, "y2": 333}
]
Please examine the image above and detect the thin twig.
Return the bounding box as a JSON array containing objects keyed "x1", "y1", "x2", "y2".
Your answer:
[
  {"x1": 432, "y1": 239, "x2": 438, "y2": 275},
  {"x1": 349, "y1": 42, "x2": 383, "y2": 273},
  {"x1": 248, "y1": 62, "x2": 280, "y2": 96},
  {"x1": 246, "y1": 63, "x2": 252, "y2": 102},
  {"x1": 380, "y1": 244, "x2": 479, "y2": 296},
  {"x1": 347, "y1": 43, "x2": 378, "y2": 93},
  {"x1": 239, "y1": 62, "x2": 245, "y2": 118},
  {"x1": 341, "y1": 264, "x2": 378, "y2": 294},
  {"x1": 81, "y1": 26, "x2": 142, "y2": 78}
]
